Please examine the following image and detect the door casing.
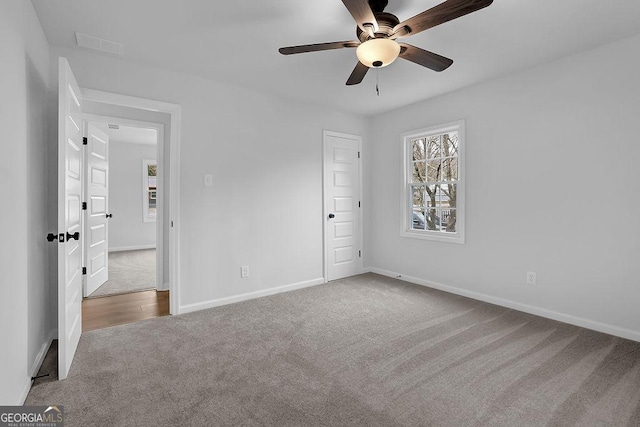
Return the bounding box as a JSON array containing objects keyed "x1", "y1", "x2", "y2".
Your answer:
[{"x1": 80, "y1": 89, "x2": 181, "y2": 315}]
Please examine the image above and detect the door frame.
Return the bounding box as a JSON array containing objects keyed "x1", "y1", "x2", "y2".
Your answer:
[
  {"x1": 82, "y1": 114, "x2": 165, "y2": 296},
  {"x1": 82, "y1": 89, "x2": 181, "y2": 315},
  {"x1": 322, "y1": 130, "x2": 364, "y2": 282}
]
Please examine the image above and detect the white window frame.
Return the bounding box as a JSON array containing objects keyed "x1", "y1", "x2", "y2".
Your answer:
[
  {"x1": 142, "y1": 159, "x2": 157, "y2": 223},
  {"x1": 400, "y1": 120, "x2": 465, "y2": 244}
]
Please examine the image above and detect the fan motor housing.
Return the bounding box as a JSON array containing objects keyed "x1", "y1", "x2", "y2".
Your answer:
[
  {"x1": 357, "y1": 12, "x2": 400, "y2": 42},
  {"x1": 368, "y1": 0, "x2": 389, "y2": 13}
]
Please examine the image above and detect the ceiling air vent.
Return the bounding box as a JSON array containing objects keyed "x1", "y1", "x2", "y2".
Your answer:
[{"x1": 75, "y1": 32, "x2": 124, "y2": 55}]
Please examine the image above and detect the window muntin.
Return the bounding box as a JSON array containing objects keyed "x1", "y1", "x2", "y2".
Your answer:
[{"x1": 402, "y1": 121, "x2": 464, "y2": 243}]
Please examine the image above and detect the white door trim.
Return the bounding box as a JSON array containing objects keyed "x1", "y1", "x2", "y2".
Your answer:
[
  {"x1": 82, "y1": 114, "x2": 165, "y2": 295},
  {"x1": 322, "y1": 130, "x2": 364, "y2": 282},
  {"x1": 81, "y1": 89, "x2": 181, "y2": 315}
]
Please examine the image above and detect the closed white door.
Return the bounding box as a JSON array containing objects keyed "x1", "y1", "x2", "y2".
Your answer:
[
  {"x1": 323, "y1": 131, "x2": 362, "y2": 281},
  {"x1": 58, "y1": 57, "x2": 83, "y2": 380},
  {"x1": 83, "y1": 123, "x2": 109, "y2": 296}
]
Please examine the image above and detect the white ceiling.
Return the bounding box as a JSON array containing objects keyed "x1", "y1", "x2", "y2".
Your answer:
[
  {"x1": 93, "y1": 123, "x2": 157, "y2": 145},
  {"x1": 33, "y1": 0, "x2": 640, "y2": 116}
]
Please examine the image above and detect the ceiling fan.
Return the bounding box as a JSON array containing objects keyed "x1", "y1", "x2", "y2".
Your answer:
[{"x1": 279, "y1": 0, "x2": 493, "y2": 85}]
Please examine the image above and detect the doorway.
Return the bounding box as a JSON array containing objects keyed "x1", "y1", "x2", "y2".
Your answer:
[
  {"x1": 79, "y1": 117, "x2": 169, "y2": 331},
  {"x1": 83, "y1": 120, "x2": 161, "y2": 299}
]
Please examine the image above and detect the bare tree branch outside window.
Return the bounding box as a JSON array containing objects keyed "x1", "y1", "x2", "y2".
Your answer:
[{"x1": 410, "y1": 132, "x2": 458, "y2": 233}]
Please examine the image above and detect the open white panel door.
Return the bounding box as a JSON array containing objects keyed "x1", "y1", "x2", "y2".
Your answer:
[
  {"x1": 84, "y1": 124, "x2": 109, "y2": 296},
  {"x1": 58, "y1": 58, "x2": 83, "y2": 380},
  {"x1": 323, "y1": 131, "x2": 362, "y2": 281}
]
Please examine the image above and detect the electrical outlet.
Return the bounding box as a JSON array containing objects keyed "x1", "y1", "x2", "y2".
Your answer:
[
  {"x1": 526, "y1": 271, "x2": 536, "y2": 285},
  {"x1": 203, "y1": 174, "x2": 213, "y2": 187},
  {"x1": 241, "y1": 265, "x2": 249, "y2": 278}
]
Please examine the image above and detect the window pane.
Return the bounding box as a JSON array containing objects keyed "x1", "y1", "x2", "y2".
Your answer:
[
  {"x1": 148, "y1": 191, "x2": 157, "y2": 218},
  {"x1": 412, "y1": 139, "x2": 425, "y2": 161},
  {"x1": 412, "y1": 161, "x2": 426, "y2": 182},
  {"x1": 442, "y1": 132, "x2": 458, "y2": 157},
  {"x1": 426, "y1": 136, "x2": 441, "y2": 159},
  {"x1": 412, "y1": 185, "x2": 426, "y2": 210},
  {"x1": 427, "y1": 159, "x2": 441, "y2": 182},
  {"x1": 442, "y1": 158, "x2": 458, "y2": 181},
  {"x1": 424, "y1": 184, "x2": 439, "y2": 209},
  {"x1": 441, "y1": 209, "x2": 456, "y2": 233},
  {"x1": 426, "y1": 209, "x2": 439, "y2": 231},
  {"x1": 440, "y1": 183, "x2": 457, "y2": 208},
  {"x1": 412, "y1": 211, "x2": 425, "y2": 230}
]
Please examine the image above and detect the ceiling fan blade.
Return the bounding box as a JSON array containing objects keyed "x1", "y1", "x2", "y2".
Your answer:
[
  {"x1": 279, "y1": 41, "x2": 359, "y2": 55},
  {"x1": 398, "y1": 43, "x2": 453, "y2": 72},
  {"x1": 346, "y1": 62, "x2": 369, "y2": 85},
  {"x1": 342, "y1": 0, "x2": 379, "y2": 37},
  {"x1": 392, "y1": 0, "x2": 492, "y2": 38}
]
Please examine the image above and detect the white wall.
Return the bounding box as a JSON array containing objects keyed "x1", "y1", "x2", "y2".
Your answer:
[
  {"x1": 50, "y1": 47, "x2": 369, "y2": 310},
  {"x1": 108, "y1": 140, "x2": 157, "y2": 251},
  {"x1": 0, "y1": 0, "x2": 54, "y2": 405},
  {"x1": 367, "y1": 34, "x2": 640, "y2": 340}
]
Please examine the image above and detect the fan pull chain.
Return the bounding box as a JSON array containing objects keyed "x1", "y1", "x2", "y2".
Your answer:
[{"x1": 376, "y1": 69, "x2": 380, "y2": 97}]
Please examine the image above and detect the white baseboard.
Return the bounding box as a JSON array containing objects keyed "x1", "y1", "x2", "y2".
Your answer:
[
  {"x1": 17, "y1": 328, "x2": 57, "y2": 405},
  {"x1": 368, "y1": 267, "x2": 640, "y2": 343},
  {"x1": 109, "y1": 244, "x2": 156, "y2": 253},
  {"x1": 179, "y1": 277, "x2": 325, "y2": 315},
  {"x1": 16, "y1": 380, "x2": 31, "y2": 406}
]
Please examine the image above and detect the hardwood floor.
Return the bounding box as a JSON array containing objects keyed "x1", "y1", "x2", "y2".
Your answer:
[{"x1": 82, "y1": 290, "x2": 169, "y2": 332}]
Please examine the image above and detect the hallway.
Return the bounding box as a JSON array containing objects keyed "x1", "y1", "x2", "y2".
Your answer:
[{"x1": 82, "y1": 290, "x2": 169, "y2": 332}]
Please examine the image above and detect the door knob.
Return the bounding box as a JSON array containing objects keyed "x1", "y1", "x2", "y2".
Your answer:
[
  {"x1": 106, "y1": 213, "x2": 113, "y2": 219},
  {"x1": 328, "y1": 213, "x2": 335, "y2": 219},
  {"x1": 66, "y1": 231, "x2": 80, "y2": 241},
  {"x1": 46, "y1": 233, "x2": 59, "y2": 242}
]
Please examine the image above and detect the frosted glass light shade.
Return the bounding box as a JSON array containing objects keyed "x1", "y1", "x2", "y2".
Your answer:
[{"x1": 356, "y1": 39, "x2": 401, "y2": 68}]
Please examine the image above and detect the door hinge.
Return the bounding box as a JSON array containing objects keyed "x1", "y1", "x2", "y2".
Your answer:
[
  {"x1": 359, "y1": 250, "x2": 361, "y2": 258},
  {"x1": 82, "y1": 267, "x2": 87, "y2": 275},
  {"x1": 82, "y1": 202, "x2": 87, "y2": 210},
  {"x1": 82, "y1": 137, "x2": 88, "y2": 145},
  {"x1": 359, "y1": 201, "x2": 361, "y2": 208},
  {"x1": 358, "y1": 151, "x2": 360, "y2": 159}
]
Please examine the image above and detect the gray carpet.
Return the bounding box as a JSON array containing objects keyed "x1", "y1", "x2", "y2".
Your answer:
[
  {"x1": 27, "y1": 273, "x2": 640, "y2": 426},
  {"x1": 89, "y1": 249, "x2": 156, "y2": 298}
]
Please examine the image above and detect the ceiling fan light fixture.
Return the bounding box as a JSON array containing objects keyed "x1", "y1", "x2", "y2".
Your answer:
[{"x1": 356, "y1": 38, "x2": 401, "y2": 68}]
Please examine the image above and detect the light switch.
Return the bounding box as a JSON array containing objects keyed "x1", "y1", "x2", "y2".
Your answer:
[{"x1": 203, "y1": 174, "x2": 213, "y2": 187}]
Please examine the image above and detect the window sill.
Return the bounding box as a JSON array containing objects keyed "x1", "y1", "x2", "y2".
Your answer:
[{"x1": 401, "y1": 229, "x2": 465, "y2": 245}]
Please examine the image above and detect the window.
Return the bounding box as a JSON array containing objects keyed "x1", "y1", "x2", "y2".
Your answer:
[
  {"x1": 143, "y1": 159, "x2": 157, "y2": 222},
  {"x1": 401, "y1": 120, "x2": 465, "y2": 244}
]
